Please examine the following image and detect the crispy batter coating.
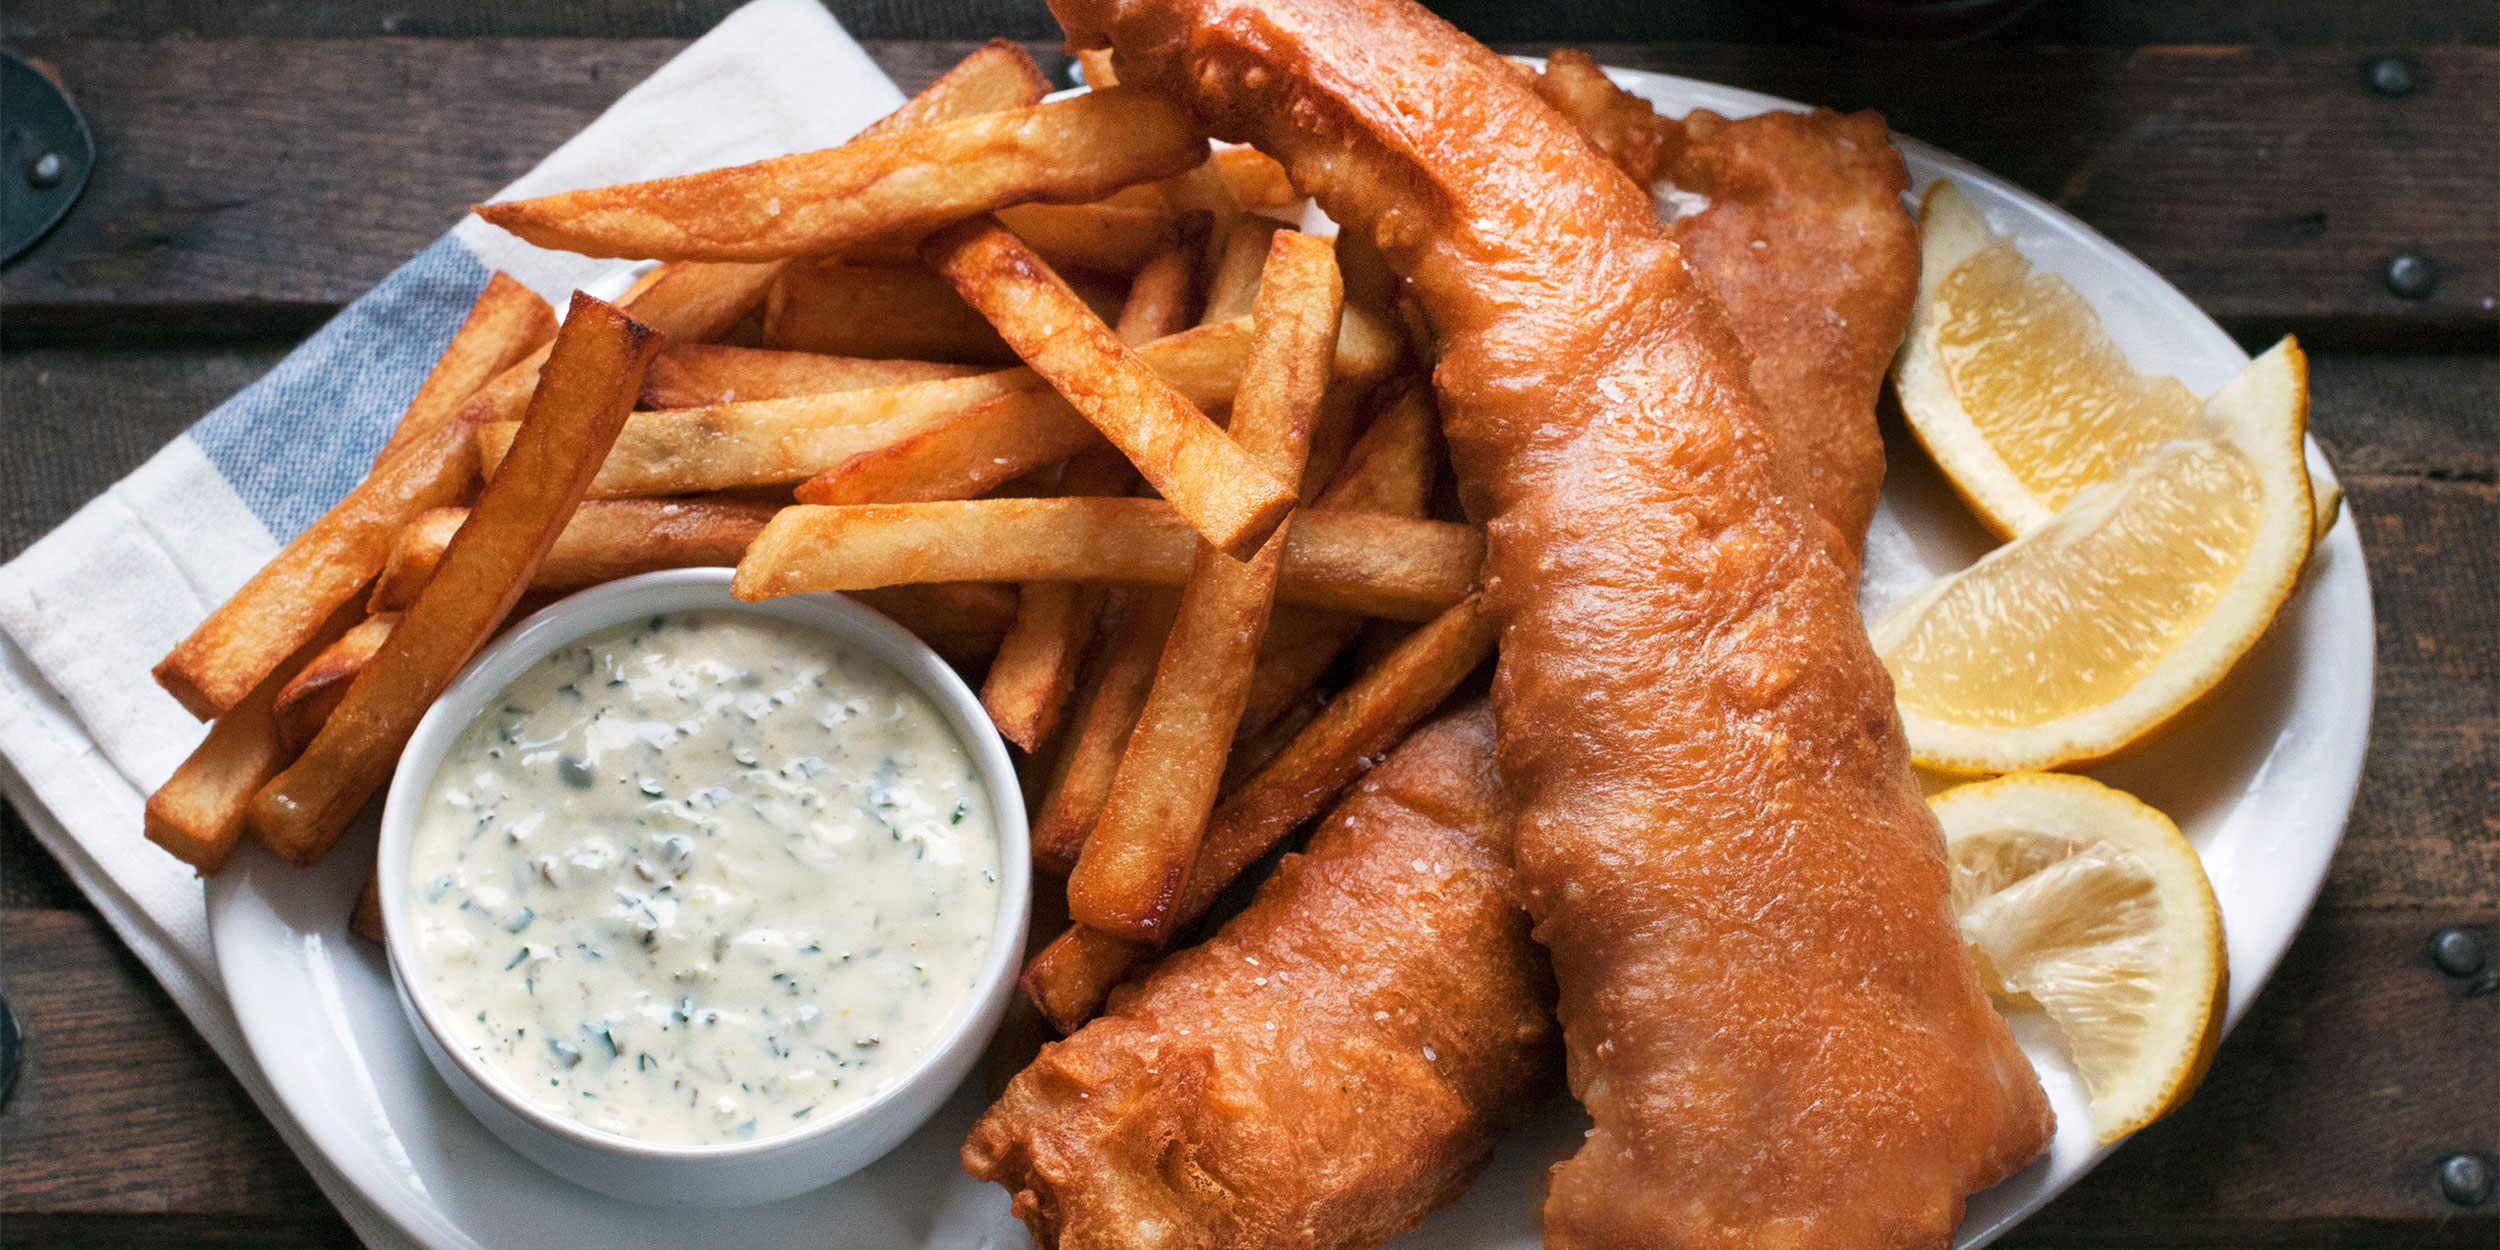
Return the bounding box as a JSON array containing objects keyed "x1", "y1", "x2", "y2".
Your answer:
[
  {"x1": 1535, "y1": 50, "x2": 1917, "y2": 567},
  {"x1": 963, "y1": 705, "x2": 1558, "y2": 1250},
  {"x1": 1048, "y1": 1, "x2": 2054, "y2": 1245}
]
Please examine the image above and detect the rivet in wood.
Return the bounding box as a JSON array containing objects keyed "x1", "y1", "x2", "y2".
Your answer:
[
  {"x1": 2384, "y1": 254, "x2": 2438, "y2": 300},
  {"x1": 2362, "y1": 55, "x2": 2419, "y2": 97},
  {"x1": 23, "y1": 151, "x2": 64, "y2": 190},
  {"x1": 2430, "y1": 926, "x2": 2488, "y2": 977},
  {"x1": 2439, "y1": 1153, "x2": 2493, "y2": 1206}
]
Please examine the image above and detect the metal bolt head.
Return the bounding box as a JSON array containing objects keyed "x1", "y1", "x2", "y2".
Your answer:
[
  {"x1": 2362, "y1": 55, "x2": 2419, "y2": 97},
  {"x1": 23, "y1": 151, "x2": 64, "y2": 189},
  {"x1": 2430, "y1": 926, "x2": 2488, "y2": 977},
  {"x1": 2384, "y1": 254, "x2": 2438, "y2": 300},
  {"x1": 2439, "y1": 1153, "x2": 2493, "y2": 1206}
]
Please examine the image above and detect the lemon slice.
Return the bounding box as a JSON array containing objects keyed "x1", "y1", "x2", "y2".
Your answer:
[
  {"x1": 1872, "y1": 337, "x2": 2312, "y2": 772},
  {"x1": 1895, "y1": 181, "x2": 2205, "y2": 539},
  {"x1": 1933, "y1": 772, "x2": 2225, "y2": 1143}
]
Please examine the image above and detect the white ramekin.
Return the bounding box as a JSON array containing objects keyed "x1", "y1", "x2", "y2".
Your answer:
[{"x1": 377, "y1": 567, "x2": 1030, "y2": 1206}]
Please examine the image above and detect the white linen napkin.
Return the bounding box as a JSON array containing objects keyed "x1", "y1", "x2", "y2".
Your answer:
[{"x1": 0, "y1": 2, "x2": 916, "y2": 1242}]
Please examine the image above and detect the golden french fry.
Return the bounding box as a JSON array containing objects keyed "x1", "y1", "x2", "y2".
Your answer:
[
  {"x1": 872, "y1": 38, "x2": 1052, "y2": 138},
  {"x1": 735, "y1": 498, "x2": 1479, "y2": 621},
  {"x1": 143, "y1": 601, "x2": 363, "y2": 876},
  {"x1": 1213, "y1": 144, "x2": 1297, "y2": 209},
  {"x1": 1030, "y1": 591, "x2": 1176, "y2": 875},
  {"x1": 1074, "y1": 46, "x2": 1120, "y2": 90},
  {"x1": 1221, "y1": 687, "x2": 1326, "y2": 794},
  {"x1": 455, "y1": 260, "x2": 792, "y2": 430},
  {"x1": 247, "y1": 294, "x2": 659, "y2": 866},
  {"x1": 764, "y1": 262, "x2": 1021, "y2": 364},
  {"x1": 1198, "y1": 215, "x2": 1287, "y2": 325},
  {"x1": 1114, "y1": 216, "x2": 1209, "y2": 345},
  {"x1": 1238, "y1": 384, "x2": 1442, "y2": 733},
  {"x1": 482, "y1": 367, "x2": 1049, "y2": 496},
  {"x1": 923, "y1": 216, "x2": 1293, "y2": 559},
  {"x1": 475, "y1": 88, "x2": 1206, "y2": 262},
  {"x1": 1067, "y1": 230, "x2": 1342, "y2": 943},
  {"x1": 379, "y1": 273, "x2": 557, "y2": 461},
  {"x1": 980, "y1": 448, "x2": 1136, "y2": 752},
  {"x1": 642, "y1": 343, "x2": 984, "y2": 408},
  {"x1": 368, "y1": 497, "x2": 780, "y2": 611},
  {"x1": 1024, "y1": 593, "x2": 1494, "y2": 1030},
  {"x1": 350, "y1": 871, "x2": 387, "y2": 943},
  {"x1": 850, "y1": 582, "x2": 1017, "y2": 671},
  {"x1": 1154, "y1": 150, "x2": 1242, "y2": 276},
  {"x1": 996, "y1": 200, "x2": 1176, "y2": 274},
  {"x1": 1015, "y1": 590, "x2": 1480, "y2": 1030},
  {"x1": 272, "y1": 612, "x2": 400, "y2": 750}
]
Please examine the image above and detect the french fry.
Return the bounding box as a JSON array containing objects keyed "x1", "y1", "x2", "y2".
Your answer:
[
  {"x1": 1240, "y1": 384, "x2": 1441, "y2": 733},
  {"x1": 736, "y1": 498, "x2": 1478, "y2": 620},
  {"x1": 1023, "y1": 592, "x2": 1494, "y2": 1030},
  {"x1": 641, "y1": 343, "x2": 984, "y2": 408},
  {"x1": 1198, "y1": 215, "x2": 1287, "y2": 325},
  {"x1": 980, "y1": 447, "x2": 1136, "y2": 752},
  {"x1": 457, "y1": 260, "x2": 792, "y2": 429},
  {"x1": 378, "y1": 273, "x2": 557, "y2": 461},
  {"x1": 272, "y1": 612, "x2": 400, "y2": 750},
  {"x1": 247, "y1": 294, "x2": 659, "y2": 866},
  {"x1": 143, "y1": 600, "x2": 363, "y2": 876},
  {"x1": 1074, "y1": 46, "x2": 1120, "y2": 89},
  {"x1": 764, "y1": 262, "x2": 1021, "y2": 364},
  {"x1": 1114, "y1": 217, "x2": 1209, "y2": 345},
  {"x1": 996, "y1": 200, "x2": 1176, "y2": 274},
  {"x1": 1030, "y1": 591, "x2": 1177, "y2": 875},
  {"x1": 1154, "y1": 148, "x2": 1243, "y2": 276},
  {"x1": 850, "y1": 582, "x2": 1017, "y2": 671},
  {"x1": 475, "y1": 88, "x2": 1207, "y2": 262},
  {"x1": 1067, "y1": 230, "x2": 1342, "y2": 943},
  {"x1": 350, "y1": 872, "x2": 387, "y2": 943},
  {"x1": 924, "y1": 216, "x2": 1295, "y2": 559},
  {"x1": 482, "y1": 367, "x2": 1047, "y2": 496},
  {"x1": 790, "y1": 303, "x2": 1405, "y2": 508},
  {"x1": 369, "y1": 498, "x2": 782, "y2": 611},
  {"x1": 1213, "y1": 144, "x2": 1298, "y2": 209},
  {"x1": 874, "y1": 38, "x2": 1051, "y2": 137}
]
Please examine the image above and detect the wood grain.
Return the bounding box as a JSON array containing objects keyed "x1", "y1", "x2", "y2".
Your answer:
[{"x1": 2, "y1": 40, "x2": 2490, "y2": 344}]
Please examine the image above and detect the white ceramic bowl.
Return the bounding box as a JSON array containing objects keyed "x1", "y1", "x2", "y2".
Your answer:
[{"x1": 375, "y1": 567, "x2": 1031, "y2": 1207}]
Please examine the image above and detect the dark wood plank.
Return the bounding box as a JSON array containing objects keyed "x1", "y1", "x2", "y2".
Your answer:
[
  {"x1": 0, "y1": 0, "x2": 2492, "y2": 46},
  {"x1": 0, "y1": 909, "x2": 348, "y2": 1232},
  {"x1": 2, "y1": 40, "x2": 2490, "y2": 344}
]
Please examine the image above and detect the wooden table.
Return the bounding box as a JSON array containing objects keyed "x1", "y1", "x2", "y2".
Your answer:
[{"x1": 1, "y1": 2, "x2": 2492, "y2": 1246}]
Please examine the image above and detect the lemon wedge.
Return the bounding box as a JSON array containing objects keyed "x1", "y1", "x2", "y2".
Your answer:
[
  {"x1": 1933, "y1": 772, "x2": 2225, "y2": 1143},
  {"x1": 1872, "y1": 337, "x2": 2313, "y2": 772}
]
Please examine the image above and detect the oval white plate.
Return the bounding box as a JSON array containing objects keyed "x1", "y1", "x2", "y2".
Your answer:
[{"x1": 209, "y1": 64, "x2": 2373, "y2": 1250}]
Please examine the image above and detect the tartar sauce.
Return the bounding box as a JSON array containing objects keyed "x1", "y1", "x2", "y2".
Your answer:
[{"x1": 405, "y1": 609, "x2": 999, "y2": 1146}]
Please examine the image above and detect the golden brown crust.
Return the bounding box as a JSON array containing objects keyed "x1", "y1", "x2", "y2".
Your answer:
[
  {"x1": 964, "y1": 704, "x2": 1558, "y2": 1250},
  {"x1": 1051, "y1": 1, "x2": 2052, "y2": 1245}
]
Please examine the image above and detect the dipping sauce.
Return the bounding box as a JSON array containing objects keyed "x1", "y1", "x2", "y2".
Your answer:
[{"x1": 404, "y1": 609, "x2": 999, "y2": 1146}]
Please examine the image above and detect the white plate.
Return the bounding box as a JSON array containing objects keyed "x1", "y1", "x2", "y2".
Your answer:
[{"x1": 208, "y1": 65, "x2": 2374, "y2": 1250}]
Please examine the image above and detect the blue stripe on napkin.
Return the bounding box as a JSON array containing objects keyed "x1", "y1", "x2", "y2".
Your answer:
[{"x1": 188, "y1": 236, "x2": 494, "y2": 542}]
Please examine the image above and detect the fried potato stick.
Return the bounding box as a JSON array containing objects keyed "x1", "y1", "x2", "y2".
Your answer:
[
  {"x1": 368, "y1": 497, "x2": 782, "y2": 611},
  {"x1": 1068, "y1": 230, "x2": 1341, "y2": 942},
  {"x1": 476, "y1": 88, "x2": 1206, "y2": 262},
  {"x1": 1030, "y1": 591, "x2": 1177, "y2": 875},
  {"x1": 733, "y1": 498, "x2": 1479, "y2": 622},
  {"x1": 1198, "y1": 215, "x2": 1287, "y2": 325},
  {"x1": 272, "y1": 612, "x2": 400, "y2": 750},
  {"x1": 996, "y1": 200, "x2": 1176, "y2": 274},
  {"x1": 851, "y1": 582, "x2": 1019, "y2": 671},
  {"x1": 923, "y1": 216, "x2": 1294, "y2": 559},
  {"x1": 1021, "y1": 592, "x2": 1492, "y2": 1030},
  {"x1": 792, "y1": 304, "x2": 1401, "y2": 508},
  {"x1": 247, "y1": 294, "x2": 658, "y2": 866},
  {"x1": 640, "y1": 343, "x2": 983, "y2": 409},
  {"x1": 981, "y1": 448, "x2": 1136, "y2": 751},
  {"x1": 152, "y1": 274, "x2": 554, "y2": 719},
  {"x1": 970, "y1": 702, "x2": 1556, "y2": 1250},
  {"x1": 764, "y1": 262, "x2": 1022, "y2": 364},
  {"x1": 143, "y1": 600, "x2": 364, "y2": 875},
  {"x1": 1214, "y1": 144, "x2": 1297, "y2": 209},
  {"x1": 458, "y1": 260, "x2": 791, "y2": 429}
]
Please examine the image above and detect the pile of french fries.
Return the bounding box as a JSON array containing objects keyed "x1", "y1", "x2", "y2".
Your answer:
[{"x1": 143, "y1": 40, "x2": 1493, "y2": 1036}]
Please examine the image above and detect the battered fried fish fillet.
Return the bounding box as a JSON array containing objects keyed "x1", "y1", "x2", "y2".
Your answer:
[
  {"x1": 1048, "y1": 2, "x2": 2054, "y2": 1246},
  {"x1": 964, "y1": 704, "x2": 1558, "y2": 1250},
  {"x1": 1535, "y1": 50, "x2": 1917, "y2": 569}
]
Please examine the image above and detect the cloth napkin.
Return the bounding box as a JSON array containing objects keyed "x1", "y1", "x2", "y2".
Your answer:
[{"x1": 0, "y1": 2, "x2": 921, "y2": 1242}]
